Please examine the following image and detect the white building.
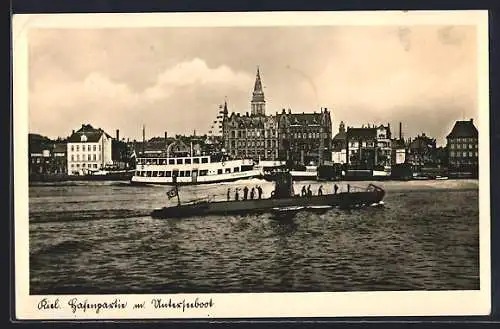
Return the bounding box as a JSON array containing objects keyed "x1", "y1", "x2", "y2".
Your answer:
[{"x1": 67, "y1": 124, "x2": 113, "y2": 175}]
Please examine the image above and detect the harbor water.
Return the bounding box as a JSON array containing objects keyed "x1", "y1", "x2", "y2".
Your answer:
[{"x1": 29, "y1": 179, "x2": 480, "y2": 294}]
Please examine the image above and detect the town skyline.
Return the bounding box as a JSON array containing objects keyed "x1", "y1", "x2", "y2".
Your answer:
[{"x1": 29, "y1": 25, "x2": 478, "y2": 145}]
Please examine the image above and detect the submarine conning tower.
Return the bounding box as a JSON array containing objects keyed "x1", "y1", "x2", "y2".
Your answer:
[{"x1": 273, "y1": 171, "x2": 294, "y2": 198}]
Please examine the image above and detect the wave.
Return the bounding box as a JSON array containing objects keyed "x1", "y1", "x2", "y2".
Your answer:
[
  {"x1": 31, "y1": 239, "x2": 95, "y2": 258},
  {"x1": 29, "y1": 208, "x2": 151, "y2": 223},
  {"x1": 30, "y1": 181, "x2": 134, "y2": 188}
]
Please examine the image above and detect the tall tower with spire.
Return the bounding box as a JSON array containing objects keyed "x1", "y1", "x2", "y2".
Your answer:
[{"x1": 251, "y1": 66, "x2": 266, "y2": 116}]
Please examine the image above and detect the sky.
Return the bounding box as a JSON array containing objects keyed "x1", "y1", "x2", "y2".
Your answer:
[{"x1": 28, "y1": 25, "x2": 479, "y2": 146}]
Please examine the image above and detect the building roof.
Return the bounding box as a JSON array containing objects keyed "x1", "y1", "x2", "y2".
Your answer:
[
  {"x1": 447, "y1": 119, "x2": 478, "y2": 138},
  {"x1": 29, "y1": 133, "x2": 52, "y2": 153},
  {"x1": 333, "y1": 130, "x2": 346, "y2": 140},
  {"x1": 252, "y1": 67, "x2": 265, "y2": 103},
  {"x1": 333, "y1": 121, "x2": 346, "y2": 140},
  {"x1": 53, "y1": 143, "x2": 67, "y2": 153},
  {"x1": 346, "y1": 127, "x2": 377, "y2": 139},
  {"x1": 226, "y1": 113, "x2": 275, "y2": 129},
  {"x1": 134, "y1": 141, "x2": 167, "y2": 153},
  {"x1": 288, "y1": 113, "x2": 323, "y2": 126},
  {"x1": 410, "y1": 134, "x2": 436, "y2": 149},
  {"x1": 68, "y1": 124, "x2": 112, "y2": 143}
]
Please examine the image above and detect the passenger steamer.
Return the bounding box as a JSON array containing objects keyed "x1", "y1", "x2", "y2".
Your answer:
[{"x1": 131, "y1": 155, "x2": 261, "y2": 185}]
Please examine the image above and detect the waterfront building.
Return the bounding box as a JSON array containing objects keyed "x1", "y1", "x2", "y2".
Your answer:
[
  {"x1": 29, "y1": 134, "x2": 67, "y2": 175},
  {"x1": 222, "y1": 67, "x2": 279, "y2": 161},
  {"x1": 29, "y1": 134, "x2": 52, "y2": 175},
  {"x1": 331, "y1": 121, "x2": 347, "y2": 164},
  {"x1": 134, "y1": 132, "x2": 211, "y2": 161},
  {"x1": 345, "y1": 126, "x2": 377, "y2": 168},
  {"x1": 390, "y1": 122, "x2": 407, "y2": 165},
  {"x1": 391, "y1": 138, "x2": 407, "y2": 165},
  {"x1": 67, "y1": 124, "x2": 113, "y2": 175},
  {"x1": 345, "y1": 124, "x2": 392, "y2": 168},
  {"x1": 277, "y1": 108, "x2": 333, "y2": 165},
  {"x1": 375, "y1": 124, "x2": 392, "y2": 167},
  {"x1": 446, "y1": 118, "x2": 478, "y2": 175},
  {"x1": 222, "y1": 66, "x2": 333, "y2": 164},
  {"x1": 407, "y1": 133, "x2": 437, "y2": 167},
  {"x1": 52, "y1": 143, "x2": 67, "y2": 174},
  {"x1": 223, "y1": 107, "x2": 279, "y2": 161}
]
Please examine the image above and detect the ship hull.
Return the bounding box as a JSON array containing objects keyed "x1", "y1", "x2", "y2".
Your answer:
[
  {"x1": 131, "y1": 169, "x2": 261, "y2": 185},
  {"x1": 151, "y1": 190, "x2": 385, "y2": 219}
]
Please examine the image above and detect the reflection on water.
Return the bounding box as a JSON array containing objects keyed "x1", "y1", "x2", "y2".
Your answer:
[{"x1": 29, "y1": 179, "x2": 480, "y2": 294}]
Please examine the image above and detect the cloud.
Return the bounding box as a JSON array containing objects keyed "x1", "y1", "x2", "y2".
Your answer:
[
  {"x1": 29, "y1": 58, "x2": 254, "y2": 139},
  {"x1": 28, "y1": 26, "x2": 479, "y2": 145},
  {"x1": 144, "y1": 58, "x2": 253, "y2": 100},
  {"x1": 310, "y1": 26, "x2": 477, "y2": 144}
]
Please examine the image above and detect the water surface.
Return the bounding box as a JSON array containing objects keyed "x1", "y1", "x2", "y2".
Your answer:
[{"x1": 29, "y1": 179, "x2": 480, "y2": 294}]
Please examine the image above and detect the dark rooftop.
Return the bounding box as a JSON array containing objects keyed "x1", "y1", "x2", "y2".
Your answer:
[
  {"x1": 446, "y1": 119, "x2": 478, "y2": 138},
  {"x1": 289, "y1": 113, "x2": 324, "y2": 126},
  {"x1": 333, "y1": 130, "x2": 346, "y2": 140},
  {"x1": 346, "y1": 127, "x2": 377, "y2": 139},
  {"x1": 68, "y1": 124, "x2": 112, "y2": 143}
]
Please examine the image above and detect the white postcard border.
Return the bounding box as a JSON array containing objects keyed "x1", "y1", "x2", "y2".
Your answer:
[{"x1": 13, "y1": 10, "x2": 491, "y2": 320}]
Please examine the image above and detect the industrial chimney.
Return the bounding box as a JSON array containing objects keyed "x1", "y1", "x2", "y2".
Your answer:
[
  {"x1": 399, "y1": 122, "x2": 402, "y2": 140},
  {"x1": 116, "y1": 129, "x2": 120, "y2": 141}
]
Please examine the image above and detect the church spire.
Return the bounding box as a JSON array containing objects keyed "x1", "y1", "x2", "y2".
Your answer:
[
  {"x1": 251, "y1": 66, "x2": 266, "y2": 116},
  {"x1": 223, "y1": 99, "x2": 228, "y2": 116}
]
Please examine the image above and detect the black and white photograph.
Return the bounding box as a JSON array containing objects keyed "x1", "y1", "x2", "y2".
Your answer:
[{"x1": 13, "y1": 10, "x2": 490, "y2": 319}]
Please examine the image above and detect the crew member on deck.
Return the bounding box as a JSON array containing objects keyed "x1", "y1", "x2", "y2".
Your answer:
[
  {"x1": 250, "y1": 187, "x2": 255, "y2": 200},
  {"x1": 227, "y1": 188, "x2": 231, "y2": 201},
  {"x1": 301, "y1": 186, "x2": 307, "y2": 196},
  {"x1": 334, "y1": 184, "x2": 339, "y2": 194},
  {"x1": 235, "y1": 188, "x2": 240, "y2": 201},
  {"x1": 347, "y1": 184, "x2": 351, "y2": 193},
  {"x1": 307, "y1": 185, "x2": 312, "y2": 197},
  {"x1": 243, "y1": 186, "x2": 249, "y2": 200},
  {"x1": 318, "y1": 185, "x2": 323, "y2": 196},
  {"x1": 257, "y1": 186, "x2": 263, "y2": 199}
]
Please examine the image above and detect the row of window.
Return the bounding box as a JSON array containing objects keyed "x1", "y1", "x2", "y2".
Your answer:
[
  {"x1": 350, "y1": 142, "x2": 375, "y2": 148},
  {"x1": 450, "y1": 151, "x2": 478, "y2": 158},
  {"x1": 229, "y1": 150, "x2": 277, "y2": 157},
  {"x1": 449, "y1": 160, "x2": 478, "y2": 165},
  {"x1": 229, "y1": 130, "x2": 277, "y2": 138},
  {"x1": 71, "y1": 154, "x2": 101, "y2": 161},
  {"x1": 136, "y1": 157, "x2": 209, "y2": 165},
  {"x1": 290, "y1": 132, "x2": 326, "y2": 139},
  {"x1": 31, "y1": 158, "x2": 49, "y2": 164},
  {"x1": 136, "y1": 167, "x2": 240, "y2": 177},
  {"x1": 70, "y1": 163, "x2": 99, "y2": 168},
  {"x1": 450, "y1": 137, "x2": 477, "y2": 143},
  {"x1": 449, "y1": 144, "x2": 478, "y2": 150},
  {"x1": 70, "y1": 144, "x2": 101, "y2": 152},
  {"x1": 229, "y1": 140, "x2": 277, "y2": 148},
  {"x1": 230, "y1": 149, "x2": 275, "y2": 154}
]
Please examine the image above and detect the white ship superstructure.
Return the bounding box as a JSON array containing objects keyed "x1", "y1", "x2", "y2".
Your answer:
[{"x1": 131, "y1": 155, "x2": 260, "y2": 185}]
